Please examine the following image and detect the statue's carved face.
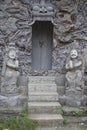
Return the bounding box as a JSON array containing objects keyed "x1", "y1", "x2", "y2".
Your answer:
[
  {"x1": 9, "y1": 49, "x2": 16, "y2": 59},
  {"x1": 70, "y1": 49, "x2": 78, "y2": 59}
]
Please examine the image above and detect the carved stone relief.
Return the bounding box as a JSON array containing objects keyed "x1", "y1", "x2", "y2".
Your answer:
[
  {"x1": 0, "y1": 43, "x2": 28, "y2": 110},
  {"x1": 0, "y1": 0, "x2": 87, "y2": 76},
  {"x1": 0, "y1": 0, "x2": 87, "y2": 108},
  {"x1": 65, "y1": 49, "x2": 84, "y2": 91},
  {"x1": 64, "y1": 40, "x2": 85, "y2": 107}
]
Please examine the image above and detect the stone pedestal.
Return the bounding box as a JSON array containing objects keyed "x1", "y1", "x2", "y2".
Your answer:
[
  {"x1": 0, "y1": 76, "x2": 28, "y2": 111},
  {"x1": 65, "y1": 88, "x2": 84, "y2": 107}
]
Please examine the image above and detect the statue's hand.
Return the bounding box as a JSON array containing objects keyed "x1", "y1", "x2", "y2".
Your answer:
[{"x1": 69, "y1": 60, "x2": 73, "y2": 69}]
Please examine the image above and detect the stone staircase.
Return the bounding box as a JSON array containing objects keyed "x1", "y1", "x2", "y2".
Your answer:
[{"x1": 28, "y1": 76, "x2": 63, "y2": 127}]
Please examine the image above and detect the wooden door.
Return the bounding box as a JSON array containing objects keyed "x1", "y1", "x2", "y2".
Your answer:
[{"x1": 32, "y1": 21, "x2": 53, "y2": 71}]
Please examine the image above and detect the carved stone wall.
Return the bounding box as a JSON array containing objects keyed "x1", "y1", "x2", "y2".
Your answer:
[{"x1": 0, "y1": 0, "x2": 87, "y2": 76}]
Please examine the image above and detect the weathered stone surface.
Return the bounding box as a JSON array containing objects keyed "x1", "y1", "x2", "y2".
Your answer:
[
  {"x1": 29, "y1": 84, "x2": 57, "y2": 92},
  {"x1": 57, "y1": 86, "x2": 65, "y2": 96},
  {"x1": 29, "y1": 76, "x2": 55, "y2": 83},
  {"x1": 29, "y1": 114, "x2": 63, "y2": 127},
  {"x1": 65, "y1": 48, "x2": 84, "y2": 91},
  {"x1": 82, "y1": 117, "x2": 87, "y2": 123},
  {"x1": 0, "y1": 0, "x2": 87, "y2": 75},
  {"x1": 28, "y1": 92, "x2": 58, "y2": 102},
  {"x1": 28, "y1": 102, "x2": 61, "y2": 114},
  {"x1": 28, "y1": 76, "x2": 63, "y2": 127},
  {"x1": 0, "y1": 43, "x2": 28, "y2": 110},
  {"x1": 0, "y1": 0, "x2": 87, "y2": 109},
  {"x1": 63, "y1": 41, "x2": 85, "y2": 107}
]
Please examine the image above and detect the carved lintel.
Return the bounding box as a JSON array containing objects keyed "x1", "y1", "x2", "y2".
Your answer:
[{"x1": 28, "y1": 1, "x2": 57, "y2": 25}]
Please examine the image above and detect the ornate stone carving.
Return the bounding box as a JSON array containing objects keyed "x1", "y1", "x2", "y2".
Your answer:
[
  {"x1": 32, "y1": 4, "x2": 54, "y2": 14},
  {"x1": 28, "y1": 0, "x2": 56, "y2": 25},
  {"x1": 0, "y1": 43, "x2": 28, "y2": 109},
  {"x1": 1, "y1": 43, "x2": 19, "y2": 95},
  {"x1": 64, "y1": 41, "x2": 85, "y2": 107},
  {"x1": 65, "y1": 49, "x2": 84, "y2": 91},
  {"x1": 78, "y1": 0, "x2": 87, "y2": 21}
]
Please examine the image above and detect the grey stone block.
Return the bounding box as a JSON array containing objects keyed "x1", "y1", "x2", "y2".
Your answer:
[
  {"x1": 28, "y1": 92, "x2": 58, "y2": 102},
  {"x1": 28, "y1": 83, "x2": 57, "y2": 92},
  {"x1": 55, "y1": 74, "x2": 65, "y2": 86},
  {"x1": 28, "y1": 102, "x2": 61, "y2": 114},
  {"x1": 29, "y1": 76, "x2": 55, "y2": 84},
  {"x1": 57, "y1": 86, "x2": 65, "y2": 95},
  {"x1": 29, "y1": 114, "x2": 63, "y2": 127},
  {"x1": 17, "y1": 76, "x2": 28, "y2": 86}
]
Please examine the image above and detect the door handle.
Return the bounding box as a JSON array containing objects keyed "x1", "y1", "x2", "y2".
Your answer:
[{"x1": 39, "y1": 41, "x2": 44, "y2": 47}]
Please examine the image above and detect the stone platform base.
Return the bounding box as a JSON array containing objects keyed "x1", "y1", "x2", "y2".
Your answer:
[
  {"x1": 0, "y1": 95, "x2": 27, "y2": 110},
  {"x1": 30, "y1": 114, "x2": 63, "y2": 127}
]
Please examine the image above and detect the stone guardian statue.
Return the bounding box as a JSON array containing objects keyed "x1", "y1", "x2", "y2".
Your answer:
[
  {"x1": 65, "y1": 49, "x2": 84, "y2": 91},
  {"x1": 0, "y1": 43, "x2": 28, "y2": 110},
  {"x1": 64, "y1": 46, "x2": 85, "y2": 107},
  {"x1": 1, "y1": 43, "x2": 19, "y2": 95}
]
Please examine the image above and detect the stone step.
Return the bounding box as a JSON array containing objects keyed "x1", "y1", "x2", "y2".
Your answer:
[
  {"x1": 29, "y1": 76, "x2": 55, "y2": 84},
  {"x1": 29, "y1": 114, "x2": 63, "y2": 127},
  {"x1": 36, "y1": 127, "x2": 60, "y2": 130},
  {"x1": 28, "y1": 102, "x2": 61, "y2": 114},
  {"x1": 28, "y1": 92, "x2": 58, "y2": 102},
  {"x1": 28, "y1": 84, "x2": 57, "y2": 92}
]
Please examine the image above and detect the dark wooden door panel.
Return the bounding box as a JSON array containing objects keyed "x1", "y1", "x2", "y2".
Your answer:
[{"x1": 32, "y1": 21, "x2": 53, "y2": 70}]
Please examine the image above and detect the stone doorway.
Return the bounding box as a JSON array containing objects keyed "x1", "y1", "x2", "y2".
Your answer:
[{"x1": 32, "y1": 21, "x2": 53, "y2": 71}]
